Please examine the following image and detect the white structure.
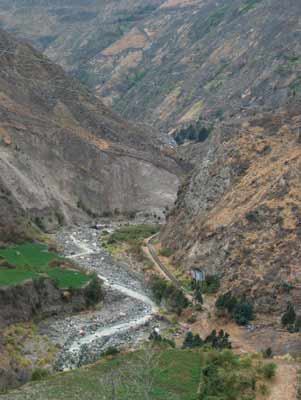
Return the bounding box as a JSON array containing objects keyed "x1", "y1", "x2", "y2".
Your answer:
[{"x1": 192, "y1": 268, "x2": 205, "y2": 282}]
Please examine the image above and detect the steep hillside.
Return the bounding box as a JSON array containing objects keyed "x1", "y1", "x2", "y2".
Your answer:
[
  {"x1": 1, "y1": 0, "x2": 300, "y2": 132},
  {"x1": 0, "y1": 28, "x2": 180, "y2": 240},
  {"x1": 161, "y1": 103, "x2": 301, "y2": 320}
]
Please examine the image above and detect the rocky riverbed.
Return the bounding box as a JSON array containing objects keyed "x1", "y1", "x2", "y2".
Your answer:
[{"x1": 39, "y1": 226, "x2": 162, "y2": 371}]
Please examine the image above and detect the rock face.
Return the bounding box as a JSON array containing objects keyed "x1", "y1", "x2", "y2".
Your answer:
[
  {"x1": 1, "y1": 0, "x2": 300, "y2": 132},
  {"x1": 161, "y1": 104, "x2": 301, "y2": 317},
  {"x1": 0, "y1": 277, "x2": 98, "y2": 329},
  {"x1": 0, "y1": 28, "x2": 180, "y2": 237}
]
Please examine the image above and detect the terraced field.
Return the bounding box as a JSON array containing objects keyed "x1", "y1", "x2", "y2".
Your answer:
[{"x1": 0, "y1": 243, "x2": 91, "y2": 289}]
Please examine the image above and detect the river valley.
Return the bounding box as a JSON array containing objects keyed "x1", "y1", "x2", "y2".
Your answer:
[{"x1": 40, "y1": 225, "x2": 161, "y2": 371}]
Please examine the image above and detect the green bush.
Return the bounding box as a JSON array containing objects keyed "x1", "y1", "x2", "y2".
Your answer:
[
  {"x1": 149, "y1": 275, "x2": 189, "y2": 315},
  {"x1": 216, "y1": 292, "x2": 254, "y2": 326},
  {"x1": 204, "y1": 329, "x2": 232, "y2": 350},
  {"x1": 233, "y1": 300, "x2": 254, "y2": 326},
  {"x1": 198, "y1": 349, "x2": 260, "y2": 399},
  {"x1": 159, "y1": 247, "x2": 174, "y2": 257},
  {"x1": 182, "y1": 332, "x2": 203, "y2": 349},
  {"x1": 149, "y1": 331, "x2": 176, "y2": 348},
  {"x1": 261, "y1": 363, "x2": 277, "y2": 380},
  {"x1": 194, "y1": 286, "x2": 203, "y2": 304},
  {"x1": 281, "y1": 303, "x2": 296, "y2": 327},
  {"x1": 187, "y1": 314, "x2": 197, "y2": 324},
  {"x1": 174, "y1": 118, "x2": 212, "y2": 145},
  {"x1": 84, "y1": 275, "x2": 103, "y2": 306},
  {"x1": 182, "y1": 329, "x2": 231, "y2": 350},
  {"x1": 103, "y1": 347, "x2": 119, "y2": 357},
  {"x1": 31, "y1": 368, "x2": 49, "y2": 381},
  {"x1": 262, "y1": 347, "x2": 273, "y2": 359},
  {"x1": 195, "y1": 275, "x2": 220, "y2": 294}
]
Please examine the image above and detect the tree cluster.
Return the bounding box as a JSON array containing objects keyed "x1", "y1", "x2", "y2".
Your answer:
[
  {"x1": 182, "y1": 329, "x2": 232, "y2": 350},
  {"x1": 174, "y1": 120, "x2": 212, "y2": 145},
  {"x1": 216, "y1": 292, "x2": 254, "y2": 326},
  {"x1": 150, "y1": 276, "x2": 189, "y2": 315}
]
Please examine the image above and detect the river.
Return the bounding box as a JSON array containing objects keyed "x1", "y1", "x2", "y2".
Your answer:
[{"x1": 40, "y1": 226, "x2": 160, "y2": 371}]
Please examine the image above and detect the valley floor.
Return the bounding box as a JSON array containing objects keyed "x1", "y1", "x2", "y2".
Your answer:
[
  {"x1": 1, "y1": 224, "x2": 300, "y2": 399},
  {"x1": 45, "y1": 226, "x2": 161, "y2": 370}
]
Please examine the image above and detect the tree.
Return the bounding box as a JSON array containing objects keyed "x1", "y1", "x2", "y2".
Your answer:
[
  {"x1": 232, "y1": 300, "x2": 254, "y2": 326},
  {"x1": 204, "y1": 330, "x2": 231, "y2": 350},
  {"x1": 182, "y1": 331, "x2": 195, "y2": 349},
  {"x1": 84, "y1": 275, "x2": 103, "y2": 306},
  {"x1": 281, "y1": 303, "x2": 296, "y2": 327},
  {"x1": 216, "y1": 293, "x2": 254, "y2": 326},
  {"x1": 194, "y1": 286, "x2": 203, "y2": 304}
]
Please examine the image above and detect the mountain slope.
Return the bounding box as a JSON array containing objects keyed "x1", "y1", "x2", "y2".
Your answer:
[
  {"x1": 161, "y1": 103, "x2": 301, "y2": 320},
  {"x1": 0, "y1": 28, "x2": 180, "y2": 240},
  {"x1": 1, "y1": 0, "x2": 300, "y2": 133}
]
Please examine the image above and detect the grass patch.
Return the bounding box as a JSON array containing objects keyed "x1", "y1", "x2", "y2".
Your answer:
[
  {"x1": 46, "y1": 268, "x2": 92, "y2": 289},
  {"x1": 102, "y1": 224, "x2": 160, "y2": 259},
  {"x1": 159, "y1": 247, "x2": 174, "y2": 257},
  {"x1": 0, "y1": 243, "x2": 91, "y2": 289},
  {"x1": 0, "y1": 269, "x2": 37, "y2": 286},
  {"x1": 1, "y1": 349, "x2": 201, "y2": 400},
  {"x1": 106, "y1": 224, "x2": 160, "y2": 245},
  {"x1": 1, "y1": 348, "x2": 274, "y2": 400},
  {"x1": 0, "y1": 243, "x2": 62, "y2": 269}
]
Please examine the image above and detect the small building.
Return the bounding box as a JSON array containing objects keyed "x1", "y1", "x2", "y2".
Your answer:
[{"x1": 191, "y1": 268, "x2": 205, "y2": 282}]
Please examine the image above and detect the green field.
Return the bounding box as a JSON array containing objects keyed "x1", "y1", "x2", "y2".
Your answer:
[
  {"x1": 104, "y1": 224, "x2": 160, "y2": 245},
  {"x1": 0, "y1": 347, "x2": 275, "y2": 399},
  {"x1": 1, "y1": 349, "x2": 201, "y2": 400},
  {"x1": 0, "y1": 243, "x2": 91, "y2": 289},
  {"x1": 0, "y1": 243, "x2": 62, "y2": 269},
  {"x1": 0, "y1": 269, "x2": 37, "y2": 286}
]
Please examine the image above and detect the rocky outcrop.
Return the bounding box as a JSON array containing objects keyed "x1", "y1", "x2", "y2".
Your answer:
[
  {"x1": 0, "y1": 28, "x2": 181, "y2": 238},
  {"x1": 0, "y1": 275, "x2": 103, "y2": 389},
  {"x1": 1, "y1": 0, "x2": 300, "y2": 132},
  {"x1": 161, "y1": 104, "x2": 301, "y2": 317},
  {"x1": 0, "y1": 277, "x2": 98, "y2": 329}
]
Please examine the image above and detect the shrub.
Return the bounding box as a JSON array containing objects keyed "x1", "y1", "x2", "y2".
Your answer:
[
  {"x1": 232, "y1": 299, "x2": 254, "y2": 326},
  {"x1": 204, "y1": 329, "x2": 232, "y2": 350},
  {"x1": 182, "y1": 332, "x2": 203, "y2": 349},
  {"x1": 31, "y1": 368, "x2": 49, "y2": 381},
  {"x1": 194, "y1": 286, "x2": 203, "y2": 304},
  {"x1": 216, "y1": 292, "x2": 237, "y2": 312},
  {"x1": 200, "y1": 275, "x2": 220, "y2": 294},
  {"x1": 174, "y1": 119, "x2": 212, "y2": 145},
  {"x1": 159, "y1": 247, "x2": 174, "y2": 257},
  {"x1": 294, "y1": 317, "x2": 301, "y2": 332},
  {"x1": 103, "y1": 347, "x2": 119, "y2": 357},
  {"x1": 281, "y1": 303, "x2": 296, "y2": 327},
  {"x1": 149, "y1": 275, "x2": 189, "y2": 315},
  {"x1": 84, "y1": 275, "x2": 103, "y2": 306},
  {"x1": 108, "y1": 224, "x2": 159, "y2": 244},
  {"x1": 198, "y1": 349, "x2": 259, "y2": 400},
  {"x1": 149, "y1": 331, "x2": 175, "y2": 348},
  {"x1": 262, "y1": 363, "x2": 277, "y2": 379},
  {"x1": 262, "y1": 347, "x2": 273, "y2": 359},
  {"x1": 182, "y1": 329, "x2": 231, "y2": 350},
  {"x1": 216, "y1": 292, "x2": 254, "y2": 326},
  {"x1": 187, "y1": 314, "x2": 197, "y2": 324}
]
